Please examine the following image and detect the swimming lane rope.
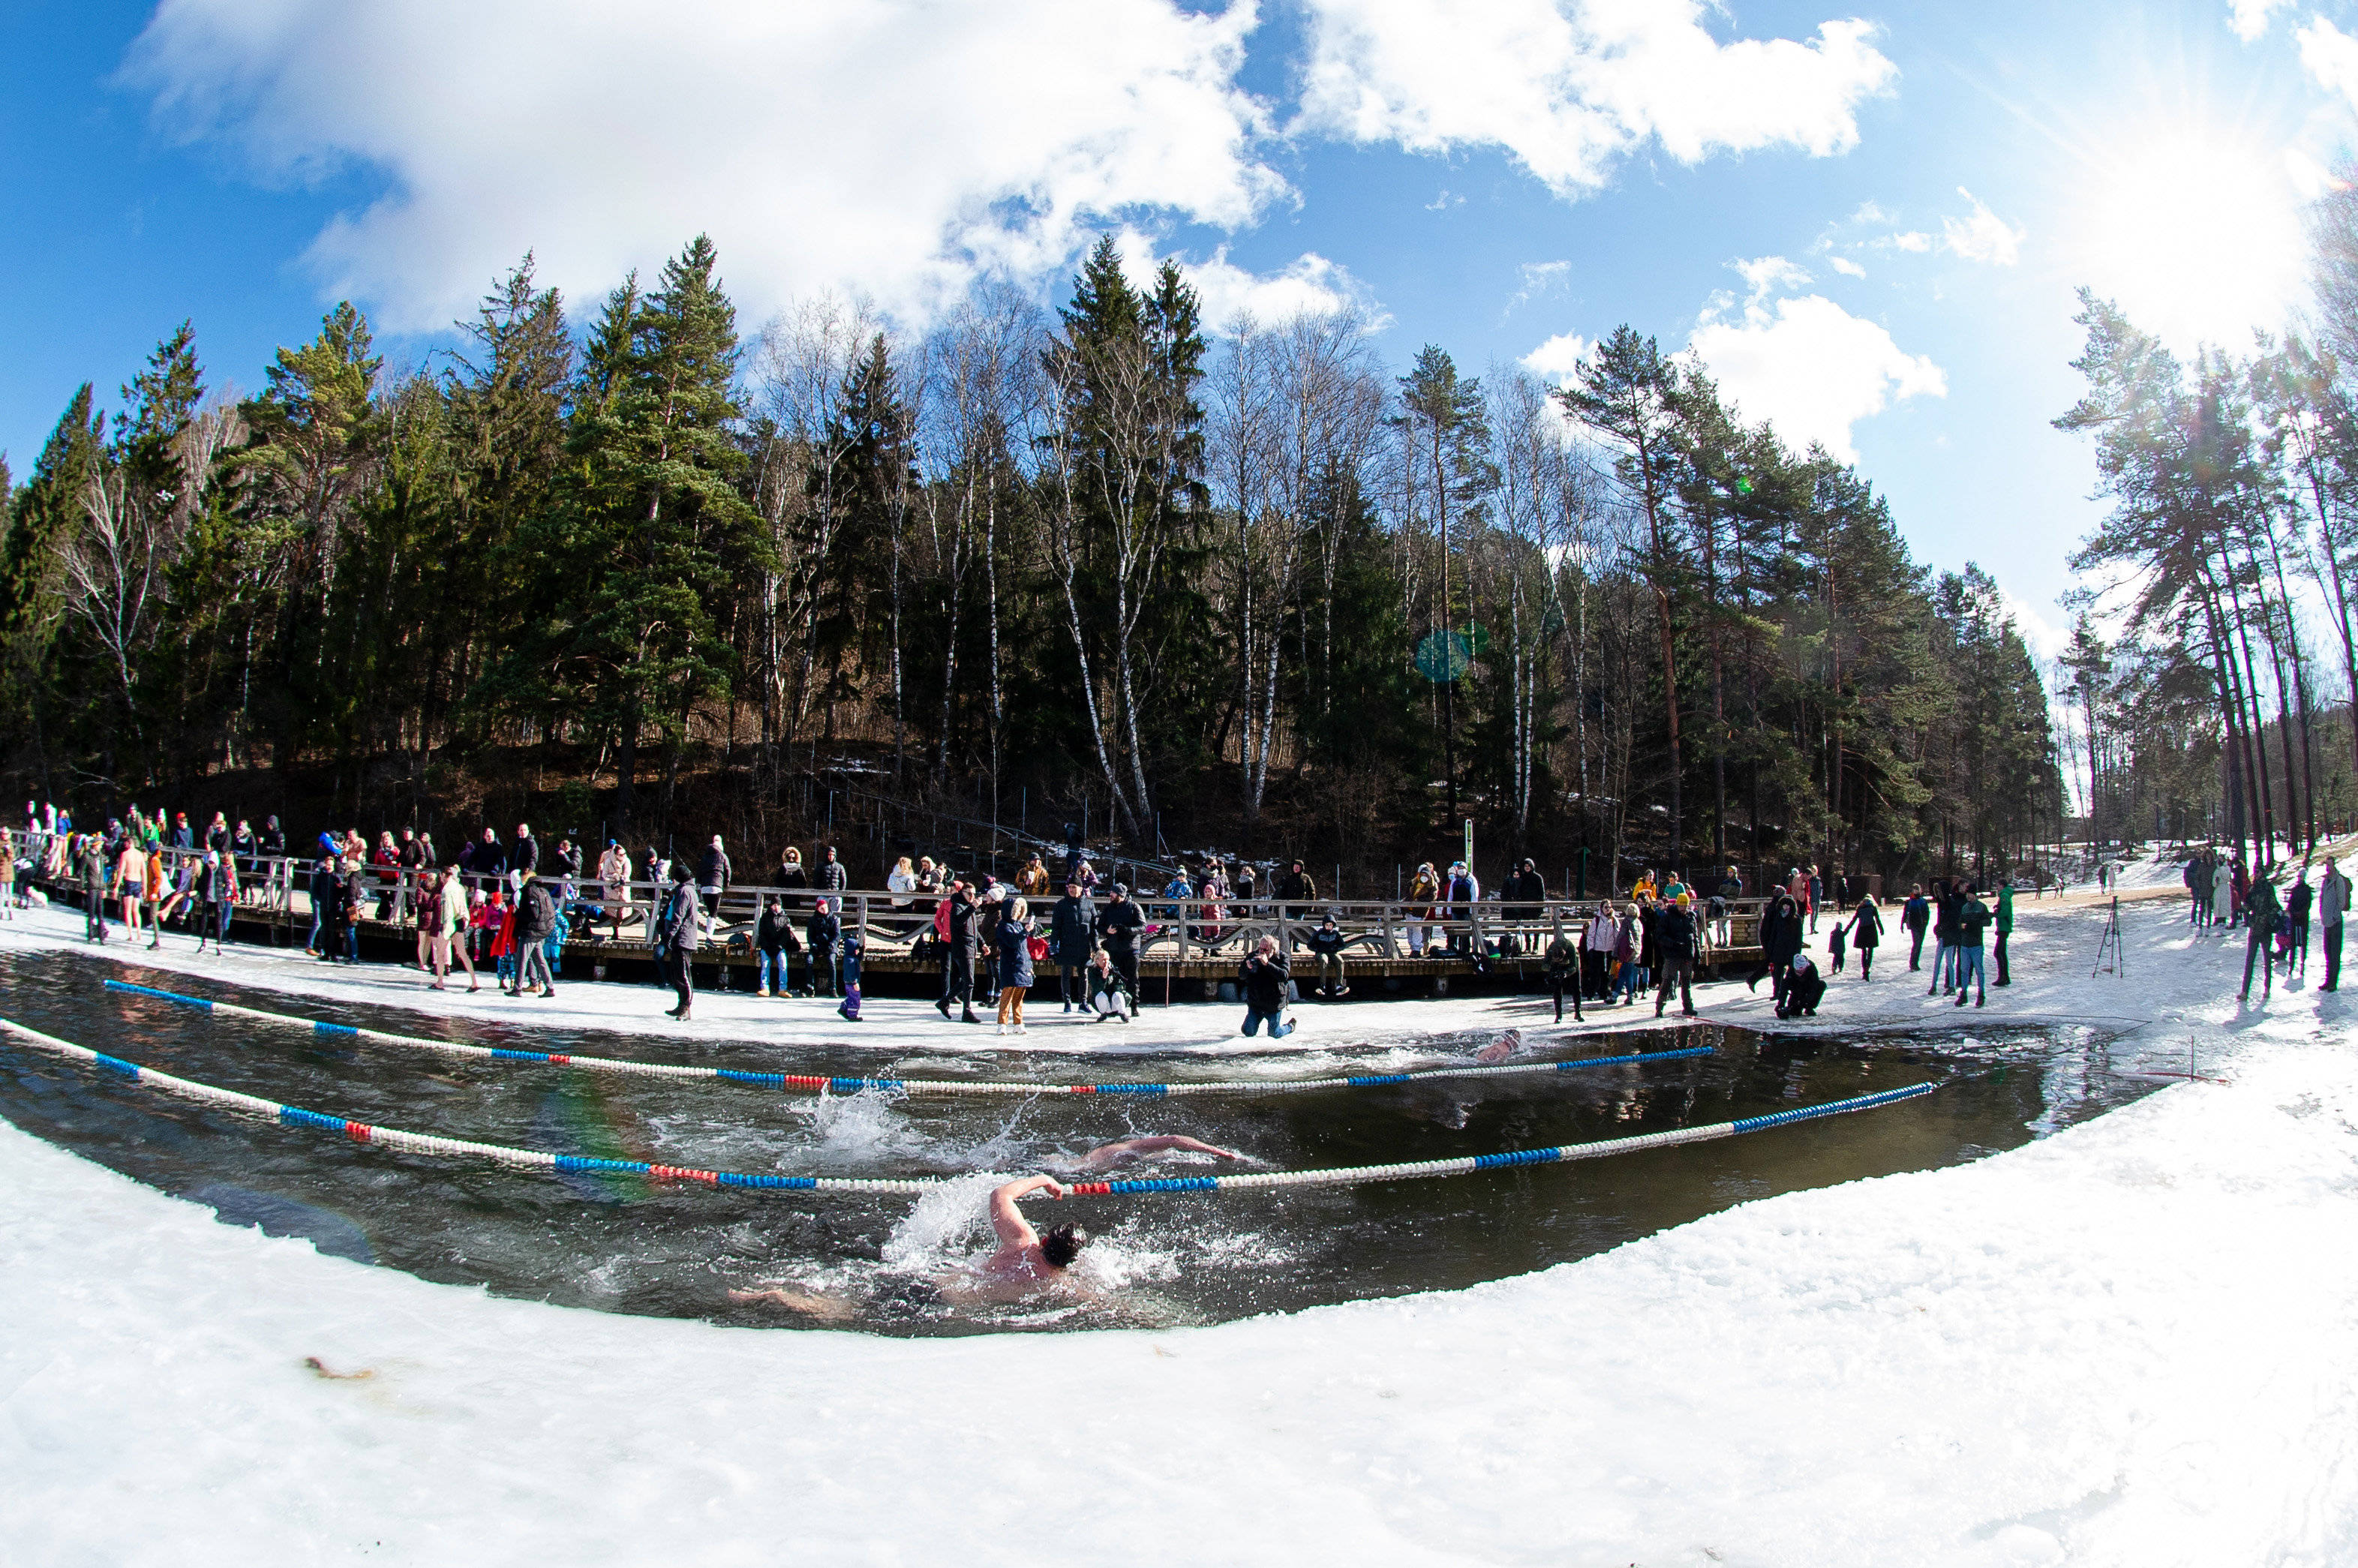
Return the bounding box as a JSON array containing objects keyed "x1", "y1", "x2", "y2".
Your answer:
[
  {"x1": 101, "y1": 979, "x2": 1714, "y2": 1098},
  {"x1": 0, "y1": 1014, "x2": 1938, "y2": 1197}
]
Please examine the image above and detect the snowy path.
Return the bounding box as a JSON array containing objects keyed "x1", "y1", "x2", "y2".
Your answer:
[{"x1": 7, "y1": 900, "x2": 2358, "y2": 1563}]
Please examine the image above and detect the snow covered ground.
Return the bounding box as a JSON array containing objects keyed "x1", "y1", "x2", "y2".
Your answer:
[{"x1": 6, "y1": 895, "x2": 2358, "y2": 1563}]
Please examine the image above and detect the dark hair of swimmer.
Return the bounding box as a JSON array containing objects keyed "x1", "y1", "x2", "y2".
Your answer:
[{"x1": 1039, "y1": 1222, "x2": 1089, "y2": 1269}]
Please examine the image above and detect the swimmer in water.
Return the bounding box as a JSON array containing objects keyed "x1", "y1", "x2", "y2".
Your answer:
[
  {"x1": 1074, "y1": 1134, "x2": 1243, "y2": 1172},
  {"x1": 936, "y1": 1174, "x2": 1090, "y2": 1304},
  {"x1": 1477, "y1": 1027, "x2": 1524, "y2": 1065}
]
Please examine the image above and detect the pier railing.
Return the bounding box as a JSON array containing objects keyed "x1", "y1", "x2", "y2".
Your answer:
[{"x1": 9, "y1": 829, "x2": 1774, "y2": 971}]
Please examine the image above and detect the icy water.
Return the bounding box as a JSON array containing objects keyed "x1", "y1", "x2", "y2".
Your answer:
[{"x1": 0, "y1": 952, "x2": 2162, "y2": 1336}]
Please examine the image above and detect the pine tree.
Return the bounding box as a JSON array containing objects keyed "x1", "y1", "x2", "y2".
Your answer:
[{"x1": 516, "y1": 235, "x2": 764, "y2": 833}]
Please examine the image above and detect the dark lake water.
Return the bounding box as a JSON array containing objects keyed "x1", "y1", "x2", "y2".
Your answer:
[{"x1": 0, "y1": 951, "x2": 2158, "y2": 1335}]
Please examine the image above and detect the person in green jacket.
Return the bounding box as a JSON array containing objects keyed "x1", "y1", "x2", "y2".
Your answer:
[
  {"x1": 2242, "y1": 870, "x2": 2284, "y2": 1003},
  {"x1": 1993, "y1": 879, "x2": 2016, "y2": 987}
]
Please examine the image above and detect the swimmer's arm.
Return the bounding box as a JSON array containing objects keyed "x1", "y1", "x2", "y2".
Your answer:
[{"x1": 988, "y1": 1175, "x2": 1069, "y2": 1247}]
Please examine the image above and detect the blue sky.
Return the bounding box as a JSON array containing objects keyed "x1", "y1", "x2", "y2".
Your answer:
[{"x1": 5, "y1": 0, "x2": 2352, "y2": 653}]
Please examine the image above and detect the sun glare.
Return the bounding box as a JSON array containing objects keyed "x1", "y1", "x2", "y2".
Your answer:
[{"x1": 2066, "y1": 122, "x2": 2310, "y2": 354}]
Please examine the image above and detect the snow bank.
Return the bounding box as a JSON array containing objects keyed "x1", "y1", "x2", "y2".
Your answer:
[{"x1": 7, "y1": 901, "x2": 2358, "y2": 1563}]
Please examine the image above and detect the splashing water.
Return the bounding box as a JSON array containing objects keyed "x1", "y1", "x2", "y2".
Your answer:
[{"x1": 880, "y1": 1172, "x2": 1003, "y2": 1274}]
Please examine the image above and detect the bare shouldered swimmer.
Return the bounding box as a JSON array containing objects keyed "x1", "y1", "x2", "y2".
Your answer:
[
  {"x1": 937, "y1": 1175, "x2": 1091, "y2": 1304},
  {"x1": 1075, "y1": 1135, "x2": 1242, "y2": 1172}
]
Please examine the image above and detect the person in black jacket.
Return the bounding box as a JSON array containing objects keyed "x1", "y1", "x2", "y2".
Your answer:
[
  {"x1": 510, "y1": 873, "x2": 557, "y2": 998},
  {"x1": 818, "y1": 846, "x2": 849, "y2": 895},
  {"x1": 509, "y1": 822, "x2": 539, "y2": 887},
  {"x1": 1501, "y1": 859, "x2": 1545, "y2": 956},
  {"x1": 467, "y1": 827, "x2": 503, "y2": 897},
  {"x1": 936, "y1": 883, "x2": 982, "y2": 1023},
  {"x1": 1654, "y1": 896, "x2": 1699, "y2": 1018},
  {"x1": 807, "y1": 897, "x2": 843, "y2": 998},
  {"x1": 697, "y1": 834, "x2": 731, "y2": 942},
  {"x1": 1749, "y1": 891, "x2": 1803, "y2": 1008},
  {"x1": 1306, "y1": 914, "x2": 1349, "y2": 998},
  {"x1": 755, "y1": 897, "x2": 798, "y2": 997},
  {"x1": 1050, "y1": 880, "x2": 1097, "y2": 1013},
  {"x1": 1238, "y1": 936, "x2": 1293, "y2": 1037},
  {"x1": 1098, "y1": 883, "x2": 1145, "y2": 1005},
  {"x1": 654, "y1": 864, "x2": 701, "y2": 1019},
  {"x1": 776, "y1": 846, "x2": 810, "y2": 910},
  {"x1": 313, "y1": 854, "x2": 346, "y2": 962}
]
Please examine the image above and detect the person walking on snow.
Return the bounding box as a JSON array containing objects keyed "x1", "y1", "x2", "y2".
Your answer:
[
  {"x1": 1993, "y1": 879, "x2": 2015, "y2": 987},
  {"x1": 1901, "y1": 885, "x2": 1930, "y2": 970},
  {"x1": 2212, "y1": 857, "x2": 2234, "y2": 930},
  {"x1": 1845, "y1": 895, "x2": 1884, "y2": 981},
  {"x1": 2241, "y1": 869, "x2": 2284, "y2": 1004}
]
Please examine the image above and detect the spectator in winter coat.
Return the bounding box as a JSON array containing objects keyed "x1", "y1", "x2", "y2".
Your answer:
[
  {"x1": 1780, "y1": 951, "x2": 1826, "y2": 1018},
  {"x1": 1276, "y1": 860, "x2": 1316, "y2": 948},
  {"x1": 1086, "y1": 946, "x2": 1136, "y2": 1022},
  {"x1": 1050, "y1": 882, "x2": 1097, "y2": 1013},
  {"x1": 755, "y1": 897, "x2": 798, "y2": 997},
  {"x1": 776, "y1": 846, "x2": 810, "y2": 909},
  {"x1": 2320, "y1": 857, "x2": 2352, "y2": 991},
  {"x1": 655, "y1": 866, "x2": 701, "y2": 1019},
  {"x1": 1306, "y1": 915, "x2": 1350, "y2": 999},
  {"x1": 2287, "y1": 871, "x2": 2315, "y2": 975},
  {"x1": 818, "y1": 846, "x2": 849, "y2": 895},
  {"x1": 1238, "y1": 936, "x2": 1293, "y2": 1038},
  {"x1": 2241, "y1": 872, "x2": 2284, "y2": 1003},
  {"x1": 1406, "y1": 862, "x2": 1442, "y2": 955},
  {"x1": 993, "y1": 897, "x2": 1036, "y2": 1035},
  {"x1": 1993, "y1": 881, "x2": 2016, "y2": 986},
  {"x1": 1950, "y1": 888, "x2": 1991, "y2": 1008},
  {"x1": 696, "y1": 835, "x2": 731, "y2": 941},
  {"x1": 510, "y1": 873, "x2": 558, "y2": 999},
  {"x1": 1098, "y1": 884, "x2": 1145, "y2": 999},
  {"x1": 1901, "y1": 885, "x2": 1930, "y2": 969},
  {"x1": 1752, "y1": 891, "x2": 1803, "y2": 1008},
  {"x1": 509, "y1": 823, "x2": 539, "y2": 886},
  {"x1": 1545, "y1": 927, "x2": 1582, "y2": 1023},
  {"x1": 1017, "y1": 855, "x2": 1050, "y2": 897},
  {"x1": 807, "y1": 898, "x2": 843, "y2": 999},
  {"x1": 1845, "y1": 896, "x2": 1884, "y2": 981},
  {"x1": 1654, "y1": 897, "x2": 1699, "y2": 1018},
  {"x1": 936, "y1": 884, "x2": 981, "y2": 1023},
  {"x1": 1501, "y1": 859, "x2": 1546, "y2": 955},
  {"x1": 1582, "y1": 903, "x2": 1618, "y2": 1001},
  {"x1": 467, "y1": 828, "x2": 503, "y2": 896}
]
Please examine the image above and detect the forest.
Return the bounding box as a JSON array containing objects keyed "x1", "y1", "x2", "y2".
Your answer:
[{"x1": 0, "y1": 231, "x2": 2071, "y2": 891}]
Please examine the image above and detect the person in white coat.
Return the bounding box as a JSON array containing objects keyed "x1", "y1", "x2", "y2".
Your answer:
[{"x1": 2212, "y1": 858, "x2": 2233, "y2": 929}]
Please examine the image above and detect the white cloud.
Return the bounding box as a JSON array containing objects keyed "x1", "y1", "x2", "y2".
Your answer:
[
  {"x1": 1294, "y1": 0, "x2": 1895, "y2": 197},
  {"x1": 1940, "y1": 187, "x2": 2025, "y2": 266},
  {"x1": 2228, "y1": 0, "x2": 2293, "y2": 43},
  {"x1": 1733, "y1": 254, "x2": 1811, "y2": 301},
  {"x1": 1112, "y1": 231, "x2": 1385, "y2": 329},
  {"x1": 1828, "y1": 254, "x2": 1867, "y2": 278},
  {"x1": 124, "y1": 0, "x2": 1284, "y2": 331},
  {"x1": 1511, "y1": 260, "x2": 1573, "y2": 310},
  {"x1": 1521, "y1": 329, "x2": 1595, "y2": 382},
  {"x1": 2000, "y1": 589, "x2": 2068, "y2": 660},
  {"x1": 1688, "y1": 293, "x2": 1945, "y2": 462},
  {"x1": 1890, "y1": 230, "x2": 1932, "y2": 253},
  {"x1": 2301, "y1": 17, "x2": 2358, "y2": 108}
]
